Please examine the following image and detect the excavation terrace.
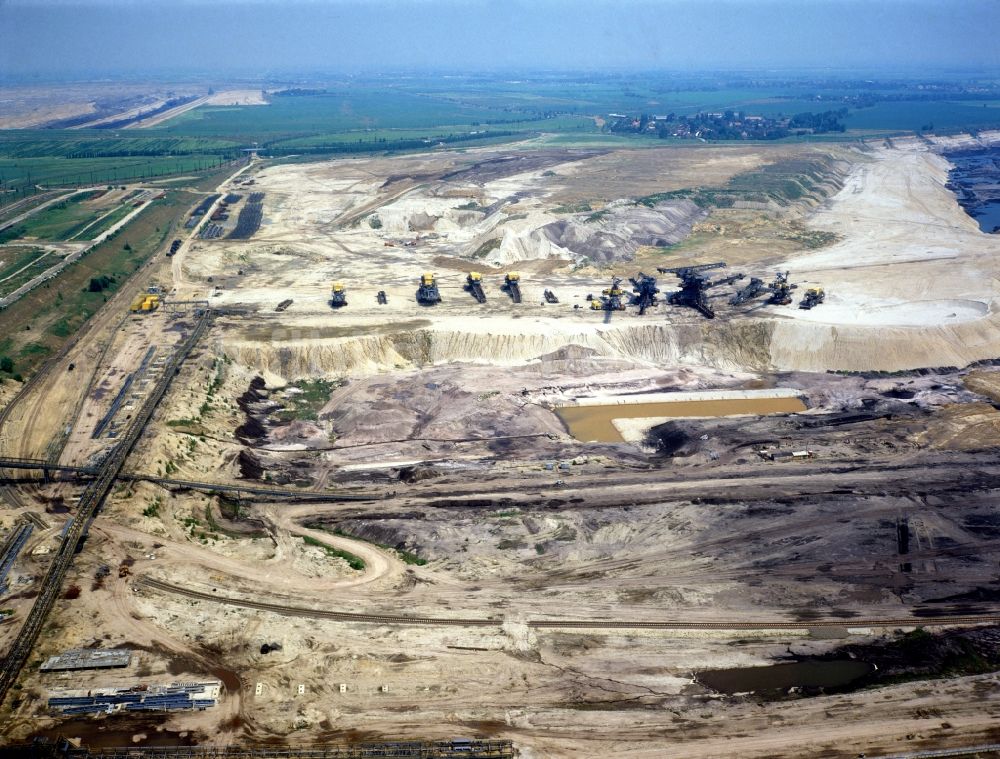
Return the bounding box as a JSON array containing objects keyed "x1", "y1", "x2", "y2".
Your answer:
[{"x1": 3, "y1": 132, "x2": 1000, "y2": 758}]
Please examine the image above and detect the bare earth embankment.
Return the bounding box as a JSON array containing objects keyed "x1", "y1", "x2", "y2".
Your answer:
[{"x1": 5, "y1": 136, "x2": 1000, "y2": 758}]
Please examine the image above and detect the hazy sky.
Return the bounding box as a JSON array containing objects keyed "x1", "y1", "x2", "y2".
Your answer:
[{"x1": 2, "y1": 0, "x2": 1000, "y2": 79}]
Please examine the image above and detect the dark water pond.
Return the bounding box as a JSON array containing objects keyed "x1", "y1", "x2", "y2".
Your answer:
[
  {"x1": 698, "y1": 659, "x2": 874, "y2": 694},
  {"x1": 947, "y1": 148, "x2": 1000, "y2": 233},
  {"x1": 969, "y1": 201, "x2": 1000, "y2": 234},
  {"x1": 29, "y1": 717, "x2": 198, "y2": 748}
]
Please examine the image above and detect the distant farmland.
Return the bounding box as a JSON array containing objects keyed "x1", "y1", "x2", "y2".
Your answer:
[{"x1": 5, "y1": 75, "x2": 1000, "y2": 210}]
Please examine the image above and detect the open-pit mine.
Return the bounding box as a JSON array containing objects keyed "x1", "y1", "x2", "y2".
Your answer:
[{"x1": 4, "y1": 131, "x2": 1000, "y2": 759}]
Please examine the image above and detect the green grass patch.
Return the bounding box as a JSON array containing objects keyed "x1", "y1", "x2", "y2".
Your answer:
[
  {"x1": 302, "y1": 535, "x2": 365, "y2": 570},
  {"x1": 0, "y1": 226, "x2": 27, "y2": 245},
  {"x1": 277, "y1": 378, "x2": 340, "y2": 422},
  {"x1": 167, "y1": 418, "x2": 199, "y2": 427},
  {"x1": 204, "y1": 505, "x2": 221, "y2": 533},
  {"x1": 0, "y1": 247, "x2": 53, "y2": 297},
  {"x1": 634, "y1": 188, "x2": 733, "y2": 209},
  {"x1": 9, "y1": 191, "x2": 145, "y2": 243},
  {"x1": 78, "y1": 202, "x2": 137, "y2": 240},
  {"x1": 551, "y1": 201, "x2": 593, "y2": 214},
  {"x1": 635, "y1": 155, "x2": 846, "y2": 212},
  {"x1": 49, "y1": 318, "x2": 73, "y2": 338},
  {"x1": 471, "y1": 238, "x2": 501, "y2": 259},
  {"x1": 781, "y1": 227, "x2": 840, "y2": 249},
  {"x1": 492, "y1": 510, "x2": 520, "y2": 519},
  {"x1": 584, "y1": 209, "x2": 612, "y2": 223},
  {"x1": 13, "y1": 192, "x2": 96, "y2": 240}
]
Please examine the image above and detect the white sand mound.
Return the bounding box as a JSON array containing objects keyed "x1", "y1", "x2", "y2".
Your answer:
[
  {"x1": 479, "y1": 200, "x2": 707, "y2": 266},
  {"x1": 792, "y1": 296, "x2": 989, "y2": 327},
  {"x1": 778, "y1": 143, "x2": 999, "y2": 342}
]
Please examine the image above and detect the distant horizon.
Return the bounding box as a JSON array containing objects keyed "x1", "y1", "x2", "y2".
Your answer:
[
  {"x1": 3, "y1": 0, "x2": 1000, "y2": 79},
  {"x1": 5, "y1": 66, "x2": 1000, "y2": 87}
]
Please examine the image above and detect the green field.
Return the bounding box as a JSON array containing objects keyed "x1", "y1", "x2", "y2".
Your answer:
[
  {"x1": 0, "y1": 154, "x2": 233, "y2": 194},
  {"x1": 0, "y1": 193, "x2": 60, "y2": 225},
  {"x1": 148, "y1": 80, "x2": 1000, "y2": 151},
  {"x1": 78, "y1": 201, "x2": 138, "y2": 240},
  {"x1": 149, "y1": 89, "x2": 593, "y2": 155},
  {"x1": 160, "y1": 91, "x2": 490, "y2": 135},
  {"x1": 0, "y1": 131, "x2": 240, "y2": 158},
  {"x1": 843, "y1": 100, "x2": 1000, "y2": 131},
  {"x1": 0, "y1": 247, "x2": 54, "y2": 298},
  {"x1": 270, "y1": 115, "x2": 595, "y2": 150},
  {"x1": 0, "y1": 191, "x2": 99, "y2": 241},
  {"x1": 3, "y1": 74, "x2": 1000, "y2": 216},
  {"x1": 0, "y1": 129, "x2": 246, "y2": 211},
  {"x1": 0, "y1": 190, "x2": 144, "y2": 242},
  {"x1": 0, "y1": 188, "x2": 195, "y2": 377}
]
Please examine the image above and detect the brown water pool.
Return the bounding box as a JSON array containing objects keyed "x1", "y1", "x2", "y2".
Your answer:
[{"x1": 556, "y1": 397, "x2": 807, "y2": 442}]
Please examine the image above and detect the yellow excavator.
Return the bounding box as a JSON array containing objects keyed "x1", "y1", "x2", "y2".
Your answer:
[
  {"x1": 417, "y1": 272, "x2": 441, "y2": 304},
  {"x1": 798, "y1": 287, "x2": 825, "y2": 310},
  {"x1": 465, "y1": 272, "x2": 486, "y2": 303},
  {"x1": 330, "y1": 281, "x2": 347, "y2": 308},
  {"x1": 502, "y1": 272, "x2": 522, "y2": 303}
]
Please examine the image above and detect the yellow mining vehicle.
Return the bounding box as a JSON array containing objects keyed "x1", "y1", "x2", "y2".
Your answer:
[
  {"x1": 502, "y1": 272, "x2": 522, "y2": 303},
  {"x1": 417, "y1": 272, "x2": 441, "y2": 304},
  {"x1": 330, "y1": 281, "x2": 347, "y2": 308}
]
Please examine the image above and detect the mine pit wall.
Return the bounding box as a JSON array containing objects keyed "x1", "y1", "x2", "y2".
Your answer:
[
  {"x1": 219, "y1": 320, "x2": 777, "y2": 379},
  {"x1": 220, "y1": 311, "x2": 1000, "y2": 380},
  {"x1": 769, "y1": 313, "x2": 1000, "y2": 373}
]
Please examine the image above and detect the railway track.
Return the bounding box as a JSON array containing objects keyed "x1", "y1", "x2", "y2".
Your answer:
[
  {"x1": 136, "y1": 576, "x2": 1000, "y2": 632},
  {"x1": 137, "y1": 577, "x2": 499, "y2": 627},
  {"x1": 8, "y1": 453, "x2": 991, "y2": 510},
  {"x1": 876, "y1": 744, "x2": 1000, "y2": 759},
  {"x1": 0, "y1": 458, "x2": 384, "y2": 501},
  {"x1": 137, "y1": 475, "x2": 380, "y2": 501},
  {"x1": 0, "y1": 246, "x2": 158, "y2": 508},
  {"x1": 0, "y1": 191, "x2": 197, "y2": 477},
  {"x1": 0, "y1": 310, "x2": 211, "y2": 706},
  {"x1": 46, "y1": 313, "x2": 130, "y2": 462},
  {"x1": 0, "y1": 337, "x2": 80, "y2": 510},
  {"x1": 0, "y1": 521, "x2": 32, "y2": 592},
  {"x1": 1, "y1": 739, "x2": 516, "y2": 759}
]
